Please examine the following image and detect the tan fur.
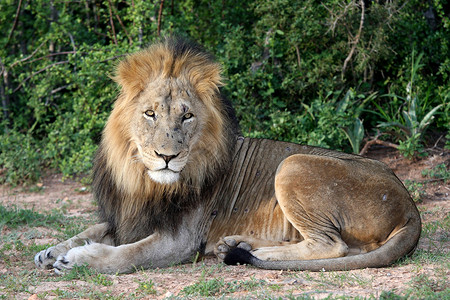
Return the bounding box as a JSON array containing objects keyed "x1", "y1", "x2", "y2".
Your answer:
[{"x1": 35, "y1": 38, "x2": 421, "y2": 274}]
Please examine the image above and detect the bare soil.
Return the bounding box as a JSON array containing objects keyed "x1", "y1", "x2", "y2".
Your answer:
[{"x1": 1, "y1": 146, "x2": 449, "y2": 299}]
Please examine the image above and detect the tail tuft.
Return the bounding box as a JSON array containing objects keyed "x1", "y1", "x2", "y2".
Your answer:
[{"x1": 223, "y1": 248, "x2": 255, "y2": 265}]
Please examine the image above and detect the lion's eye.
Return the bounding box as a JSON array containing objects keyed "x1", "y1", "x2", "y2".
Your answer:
[
  {"x1": 182, "y1": 113, "x2": 194, "y2": 121},
  {"x1": 144, "y1": 110, "x2": 155, "y2": 118}
]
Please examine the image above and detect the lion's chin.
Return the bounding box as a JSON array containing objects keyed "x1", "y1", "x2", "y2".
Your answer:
[{"x1": 147, "y1": 169, "x2": 180, "y2": 184}]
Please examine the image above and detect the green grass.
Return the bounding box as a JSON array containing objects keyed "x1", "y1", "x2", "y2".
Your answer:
[
  {"x1": 404, "y1": 271, "x2": 450, "y2": 299},
  {"x1": 46, "y1": 287, "x2": 122, "y2": 299},
  {"x1": 0, "y1": 205, "x2": 65, "y2": 230},
  {"x1": 136, "y1": 279, "x2": 157, "y2": 296},
  {"x1": 181, "y1": 277, "x2": 227, "y2": 297},
  {"x1": 58, "y1": 264, "x2": 113, "y2": 286},
  {"x1": 298, "y1": 271, "x2": 372, "y2": 290}
]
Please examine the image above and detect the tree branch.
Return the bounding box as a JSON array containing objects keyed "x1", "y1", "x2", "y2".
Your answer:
[
  {"x1": 97, "y1": 54, "x2": 127, "y2": 64},
  {"x1": 9, "y1": 40, "x2": 47, "y2": 68},
  {"x1": 11, "y1": 51, "x2": 85, "y2": 68},
  {"x1": 0, "y1": 58, "x2": 9, "y2": 122},
  {"x1": 112, "y1": 4, "x2": 133, "y2": 45},
  {"x1": 342, "y1": 0, "x2": 365, "y2": 79},
  {"x1": 6, "y1": 0, "x2": 23, "y2": 47},
  {"x1": 359, "y1": 134, "x2": 399, "y2": 156},
  {"x1": 157, "y1": 0, "x2": 165, "y2": 36},
  {"x1": 107, "y1": 0, "x2": 118, "y2": 45}
]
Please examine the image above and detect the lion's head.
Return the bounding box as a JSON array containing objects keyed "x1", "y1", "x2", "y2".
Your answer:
[{"x1": 93, "y1": 38, "x2": 239, "y2": 242}]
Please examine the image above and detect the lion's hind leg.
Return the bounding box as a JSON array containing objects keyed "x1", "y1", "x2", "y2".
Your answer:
[{"x1": 248, "y1": 154, "x2": 351, "y2": 262}]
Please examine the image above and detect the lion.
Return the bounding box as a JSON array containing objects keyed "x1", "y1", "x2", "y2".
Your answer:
[{"x1": 35, "y1": 37, "x2": 421, "y2": 274}]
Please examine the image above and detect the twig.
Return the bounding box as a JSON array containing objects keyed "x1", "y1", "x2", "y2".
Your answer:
[
  {"x1": 9, "y1": 40, "x2": 47, "y2": 68},
  {"x1": 50, "y1": 84, "x2": 71, "y2": 96},
  {"x1": 359, "y1": 135, "x2": 399, "y2": 156},
  {"x1": 13, "y1": 60, "x2": 70, "y2": 93},
  {"x1": 294, "y1": 45, "x2": 301, "y2": 68},
  {"x1": 6, "y1": 0, "x2": 23, "y2": 46},
  {"x1": 342, "y1": 0, "x2": 365, "y2": 78},
  {"x1": 107, "y1": 0, "x2": 118, "y2": 45},
  {"x1": 323, "y1": 1, "x2": 354, "y2": 35},
  {"x1": 26, "y1": 51, "x2": 82, "y2": 65},
  {"x1": 0, "y1": 58, "x2": 9, "y2": 121},
  {"x1": 97, "y1": 54, "x2": 127, "y2": 64},
  {"x1": 10, "y1": 51, "x2": 88, "y2": 69},
  {"x1": 432, "y1": 135, "x2": 444, "y2": 149},
  {"x1": 112, "y1": 5, "x2": 133, "y2": 45},
  {"x1": 42, "y1": 84, "x2": 72, "y2": 106},
  {"x1": 421, "y1": 178, "x2": 446, "y2": 183},
  {"x1": 157, "y1": 0, "x2": 165, "y2": 36}
]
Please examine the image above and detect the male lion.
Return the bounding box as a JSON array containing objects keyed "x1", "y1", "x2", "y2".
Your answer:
[{"x1": 35, "y1": 38, "x2": 421, "y2": 274}]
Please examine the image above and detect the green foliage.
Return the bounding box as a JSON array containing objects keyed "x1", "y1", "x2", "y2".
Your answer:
[
  {"x1": 0, "y1": 0, "x2": 449, "y2": 184},
  {"x1": 375, "y1": 51, "x2": 444, "y2": 158},
  {"x1": 0, "y1": 130, "x2": 43, "y2": 185},
  {"x1": 422, "y1": 163, "x2": 450, "y2": 183},
  {"x1": 342, "y1": 118, "x2": 365, "y2": 154},
  {"x1": 136, "y1": 279, "x2": 157, "y2": 295},
  {"x1": 403, "y1": 180, "x2": 426, "y2": 203},
  {"x1": 240, "y1": 89, "x2": 373, "y2": 152}
]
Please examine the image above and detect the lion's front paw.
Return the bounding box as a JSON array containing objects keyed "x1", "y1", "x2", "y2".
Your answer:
[
  {"x1": 52, "y1": 242, "x2": 119, "y2": 274},
  {"x1": 52, "y1": 243, "x2": 96, "y2": 274},
  {"x1": 214, "y1": 236, "x2": 252, "y2": 261},
  {"x1": 35, "y1": 246, "x2": 67, "y2": 270}
]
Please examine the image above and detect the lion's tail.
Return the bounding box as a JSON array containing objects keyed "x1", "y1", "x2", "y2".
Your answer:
[{"x1": 224, "y1": 216, "x2": 421, "y2": 271}]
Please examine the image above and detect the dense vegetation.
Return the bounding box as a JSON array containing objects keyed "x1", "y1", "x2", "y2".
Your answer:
[{"x1": 0, "y1": 0, "x2": 449, "y2": 185}]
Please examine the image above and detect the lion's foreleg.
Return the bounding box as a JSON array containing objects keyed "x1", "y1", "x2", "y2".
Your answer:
[
  {"x1": 35, "y1": 222, "x2": 112, "y2": 270},
  {"x1": 52, "y1": 231, "x2": 194, "y2": 274},
  {"x1": 51, "y1": 207, "x2": 208, "y2": 274}
]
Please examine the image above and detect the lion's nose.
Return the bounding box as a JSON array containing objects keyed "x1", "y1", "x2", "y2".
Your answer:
[{"x1": 155, "y1": 151, "x2": 179, "y2": 164}]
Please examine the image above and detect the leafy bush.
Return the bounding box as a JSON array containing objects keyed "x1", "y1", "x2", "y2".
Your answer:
[
  {"x1": 0, "y1": 130, "x2": 43, "y2": 184},
  {"x1": 375, "y1": 51, "x2": 444, "y2": 158},
  {"x1": 1, "y1": 0, "x2": 449, "y2": 185}
]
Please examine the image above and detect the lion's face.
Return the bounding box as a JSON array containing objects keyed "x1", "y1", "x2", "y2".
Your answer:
[{"x1": 131, "y1": 77, "x2": 207, "y2": 184}]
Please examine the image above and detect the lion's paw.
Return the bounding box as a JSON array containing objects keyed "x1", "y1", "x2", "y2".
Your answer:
[
  {"x1": 53, "y1": 242, "x2": 117, "y2": 274},
  {"x1": 35, "y1": 246, "x2": 58, "y2": 269},
  {"x1": 52, "y1": 243, "x2": 94, "y2": 273},
  {"x1": 214, "y1": 236, "x2": 252, "y2": 261}
]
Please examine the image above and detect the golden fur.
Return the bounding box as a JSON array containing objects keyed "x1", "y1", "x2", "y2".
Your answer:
[{"x1": 35, "y1": 38, "x2": 421, "y2": 274}]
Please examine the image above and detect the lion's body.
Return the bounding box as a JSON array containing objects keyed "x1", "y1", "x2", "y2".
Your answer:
[{"x1": 35, "y1": 38, "x2": 421, "y2": 274}]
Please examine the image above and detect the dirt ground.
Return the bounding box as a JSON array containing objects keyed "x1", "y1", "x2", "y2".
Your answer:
[{"x1": 0, "y1": 145, "x2": 449, "y2": 299}]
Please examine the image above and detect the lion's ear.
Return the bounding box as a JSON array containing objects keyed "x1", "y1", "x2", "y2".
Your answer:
[
  {"x1": 180, "y1": 58, "x2": 223, "y2": 107},
  {"x1": 192, "y1": 62, "x2": 224, "y2": 95},
  {"x1": 112, "y1": 51, "x2": 157, "y2": 100}
]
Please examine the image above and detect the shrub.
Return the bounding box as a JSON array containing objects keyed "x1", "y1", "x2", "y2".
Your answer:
[{"x1": 1, "y1": 0, "x2": 448, "y2": 184}]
